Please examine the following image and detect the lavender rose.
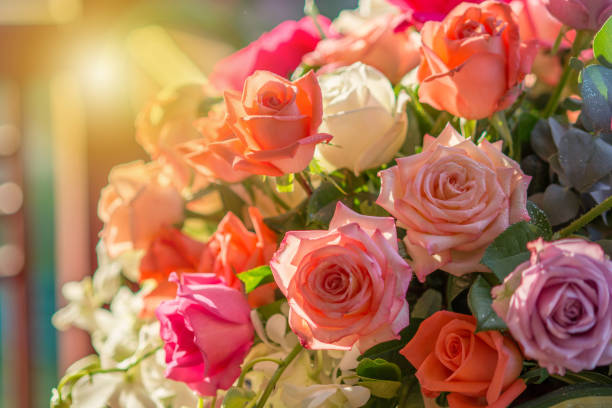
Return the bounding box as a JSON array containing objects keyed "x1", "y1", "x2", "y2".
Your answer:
[{"x1": 492, "y1": 238, "x2": 612, "y2": 374}]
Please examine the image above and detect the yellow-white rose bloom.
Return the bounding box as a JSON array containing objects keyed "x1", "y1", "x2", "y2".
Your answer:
[{"x1": 316, "y1": 62, "x2": 408, "y2": 175}]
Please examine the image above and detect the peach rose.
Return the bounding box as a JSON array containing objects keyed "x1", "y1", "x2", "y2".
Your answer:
[
  {"x1": 510, "y1": 0, "x2": 568, "y2": 48},
  {"x1": 270, "y1": 202, "x2": 412, "y2": 351},
  {"x1": 303, "y1": 14, "x2": 421, "y2": 84},
  {"x1": 180, "y1": 109, "x2": 251, "y2": 183},
  {"x1": 199, "y1": 207, "x2": 278, "y2": 308},
  {"x1": 401, "y1": 311, "x2": 525, "y2": 408},
  {"x1": 418, "y1": 1, "x2": 536, "y2": 119},
  {"x1": 98, "y1": 161, "x2": 184, "y2": 258},
  {"x1": 224, "y1": 70, "x2": 331, "y2": 176},
  {"x1": 135, "y1": 83, "x2": 215, "y2": 189},
  {"x1": 376, "y1": 124, "x2": 531, "y2": 280}
]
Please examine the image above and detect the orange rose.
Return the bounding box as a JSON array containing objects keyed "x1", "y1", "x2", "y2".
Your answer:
[
  {"x1": 303, "y1": 14, "x2": 421, "y2": 84},
  {"x1": 98, "y1": 161, "x2": 184, "y2": 258},
  {"x1": 139, "y1": 227, "x2": 206, "y2": 317},
  {"x1": 224, "y1": 70, "x2": 331, "y2": 176},
  {"x1": 418, "y1": 1, "x2": 536, "y2": 119},
  {"x1": 200, "y1": 207, "x2": 278, "y2": 308},
  {"x1": 401, "y1": 311, "x2": 525, "y2": 408},
  {"x1": 180, "y1": 109, "x2": 251, "y2": 183}
]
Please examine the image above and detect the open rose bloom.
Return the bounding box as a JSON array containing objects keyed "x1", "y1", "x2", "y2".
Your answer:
[
  {"x1": 270, "y1": 202, "x2": 412, "y2": 351},
  {"x1": 377, "y1": 124, "x2": 531, "y2": 280},
  {"x1": 53, "y1": 1, "x2": 612, "y2": 407},
  {"x1": 492, "y1": 239, "x2": 612, "y2": 374}
]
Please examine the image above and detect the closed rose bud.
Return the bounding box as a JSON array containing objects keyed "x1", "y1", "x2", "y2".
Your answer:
[
  {"x1": 316, "y1": 63, "x2": 409, "y2": 175},
  {"x1": 545, "y1": 0, "x2": 612, "y2": 31}
]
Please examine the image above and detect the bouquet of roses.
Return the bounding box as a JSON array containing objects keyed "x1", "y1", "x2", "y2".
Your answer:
[{"x1": 50, "y1": 0, "x2": 612, "y2": 407}]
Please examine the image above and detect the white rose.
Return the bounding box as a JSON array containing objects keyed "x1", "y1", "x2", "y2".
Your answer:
[
  {"x1": 334, "y1": 0, "x2": 401, "y2": 33},
  {"x1": 316, "y1": 62, "x2": 408, "y2": 175}
]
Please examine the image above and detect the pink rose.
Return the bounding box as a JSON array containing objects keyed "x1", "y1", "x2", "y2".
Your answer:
[
  {"x1": 270, "y1": 202, "x2": 412, "y2": 351},
  {"x1": 303, "y1": 14, "x2": 421, "y2": 84},
  {"x1": 98, "y1": 161, "x2": 184, "y2": 258},
  {"x1": 417, "y1": 1, "x2": 536, "y2": 120},
  {"x1": 492, "y1": 238, "x2": 612, "y2": 375},
  {"x1": 510, "y1": 0, "x2": 568, "y2": 48},
  {"x1": 387, "y1": 0, "x2": 508, "y2": 22},
  {"x1": 156, "y1": 273, "x2": 253, "y2": 396},
  {"x1": 224, "y1": 70, "x2": 331, "y2": 176},
  {"x1": 377, "y1": 124, "x2": 531, "y2": 281},
  {"x1": 209, "y1": 17, "x2": 332, "y2": 92},
  {"x1": 545, "y1": 0, "x2": 612, "y2": 31}
]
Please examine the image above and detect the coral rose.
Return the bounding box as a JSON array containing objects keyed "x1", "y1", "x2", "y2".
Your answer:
[
  {"x1": 139, "y1": 228, "x2": 206, "y2": 317},
  {"x1": 417, "y1": 1, "x2": 536, "y2": 119},
  {"x1": 200, "y1": 207, "x2": 278, "y2": 308},
  {"x1": 545, "y1": 0, "x2": 612, "y2": 31},
  {"x1": 303, "y1": 14, "x2": 420, "y2": 84},
  {"x1": 156, "y1": 273, "x2": 253, "y2": 396},
  {"x1": 270, "y1": 202, "x2": 412, "y2": 351},
  {"x1": 180, "y1": 109, "x2": 251, "y2": 183},
  {"x1": 377, "y1": 124, "x2": 531, "y2": 280},
  {"x1": 209, "y1": 17, "x2": 332, "y2": 92},
  {"x1": 510, "y1": 0, "x2": 567, "y2": 47},
  {"x1": 224, "y1": 70, "x2": 331, "y2": 176},
  {"x1": 98, "y1": 161, "x2": 184, "y2": 258},
  {"x1": 315, "y1": 63, "x2": 409, "y2": 174},
  {"x1": 492, "y1": 238, "x2": 612, "y2": 375},
  {"x1": 401, "y1": 311, "x2": 525, "y2": 408}
]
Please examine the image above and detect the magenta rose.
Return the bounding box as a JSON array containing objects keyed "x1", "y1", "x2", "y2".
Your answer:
[
  {"x1": 209, "y1": 16, "x2": 332, "y2": 91},
  {"x1": 156, "y1": 273, "x2": 253, "y2": 396},
  {"x1": 492, "y1": 238, "x2": 612, "y2": 375},
  {"x1": 270, "y1": 202, "x2": 412, "y2": 352},
  {"x1": 545, "y1": 0, "x2": 612, "y2": 31},
  {"x1": 377, "y1": 124, "x2": 531, "y2": 281},
  {"x1": 387, "y1": 0, "x2": 508, "y2": 22}
]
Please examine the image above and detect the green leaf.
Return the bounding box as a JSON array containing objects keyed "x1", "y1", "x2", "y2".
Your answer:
[
  {"x1": 554, "y1": 370, "x2": 612, "y2": 385},
  {"x1": 221, "y1": 387, "x2": 256, "y2": 408},
  {"x1": 481, "y1": 221, "x2": 540, "y2": 282},
  {"x1": 276, "y1": 173, "x2": 295, "y2": 193},
  {"x1": 359, "y1": 379, "x2": 402, "y2": 399},
  {"x1": 357, "y1": 358, "x2": 403, "y2": 399},
  {"x1": 446, "y1": 274, "x2": 474, "y2": 311},
  {"x1": 237, "y1": 265, "x2": 274, "y2": 293},
  {"x1": 522, "y1": 367, "x2": 550, "y2": 384},
  {"x1": 306, "y1": 181, "x2": 344, "y2": 225},
  {"x1": 527, "y1": 200, "x2": 553, "y2": 239},
  {"x1": 412, "y1": 289, "x2": 442, "y2": 319},
  {"x1": 468, "y1": 275, "x2": 507, "y2": 332},
  {"x1": 357, "y1": 358, "x2": 401, "y2": 381},
  {"x1": 514, "y1": 384, "x2": 612, "y2": 408},
  {"x1": 580, "y1": 64, "x2": 612, "y2": 134},
  {"x1": 359, "y1": 319, "x2": 423, "y2": 361},
  {"x1": 594, "y1": 15, "x2": 612, "y2": 68}
]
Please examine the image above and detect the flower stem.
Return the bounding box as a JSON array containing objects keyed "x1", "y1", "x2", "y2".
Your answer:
[
  {"x1": 550, "y1": 26, "x2": 569, "y2": 56},
  {"x1": 489, "y1": 111, "x2": 515, "y2": 159},
  {"x1": 554, "y1": 194, "x2": 612, "y2": 239},
  {"x1": 543, "y1": 30, "x2": 592, "y2": 117},
  {"x1": 254, "y1": 344, "x2": 303, "y2": 408},
  {"x1": 295, "y1": 172, "x2": 313, "y2": 196},
  {"x1": 56, "y1": 345, "x2": 162, "y2": 403},
  {"x1": 197, "y1": 397, "x2": 205, "y2": 408},
  {"x1": 237, "y1": 357, "x2": 284, "y2": 387},
  {"x1": 304, "y1": 0, "x2": 326, "y2": 39},
  {"x1": 405, "y1": 86, "x2": 435, "y2": 130}
]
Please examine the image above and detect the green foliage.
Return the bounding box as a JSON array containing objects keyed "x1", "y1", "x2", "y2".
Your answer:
[
  {"x1": 468, "y1": 275, "x2": 507, "y2": 332},
  {"x1": 522, "y1": 367, "x2": 550, "y2": 385},
  {"x1": 514, "y1": 384, "x2": 612, "y2": 408},
  {"x1": 276, "y1": 174, "x2": 295, "y2": 193},
  {"x1": 411, "y1": 289, "x2": 442, "y2": 319},
  {"x1": 527, "y1": 201, "x2": 553, "y2": 240},
  {"x1": 357, "y1": 358, "x2": 402, "y2": 399},
  {"x1": 221, "y1": 387, "x2": 256, "y2": 408},
  {"x1": 594, "y1": 16, "x2": 612, "y2": 68},
  {"x1": 580, "y1": 65, "x2": 612, "y2": 134},
  {"x1": 481, "y1": 221, "x2": 540, "y2": 282},
  {"x1": 237, "y1": 265, "x2": 274, "y2": 293}
]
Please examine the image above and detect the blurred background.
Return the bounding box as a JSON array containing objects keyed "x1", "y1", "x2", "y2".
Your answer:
[{"x1": 0, "y1": 0, "x2": 355, "y2": 406}]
